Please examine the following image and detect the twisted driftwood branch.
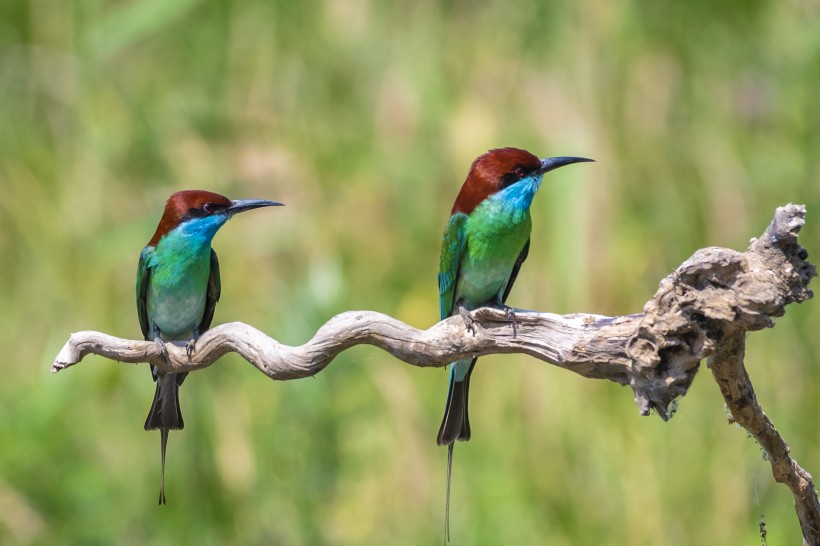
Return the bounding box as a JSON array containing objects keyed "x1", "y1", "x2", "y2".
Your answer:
[{"x1": 52, "y1": 204, "x2": 818, "y2": 543}]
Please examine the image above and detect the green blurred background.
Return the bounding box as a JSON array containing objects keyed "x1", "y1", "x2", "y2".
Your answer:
[{"x1": 1, "y1": 0, "x2": 819, "y2": 544}]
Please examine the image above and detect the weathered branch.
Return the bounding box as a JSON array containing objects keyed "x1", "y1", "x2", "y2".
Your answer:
[
  {"x1": 52, "y1": 204, "x2": 818, "y2": 542},
  {"x1": 710, "y1": 333, "x2": 820, "y2": 545}
]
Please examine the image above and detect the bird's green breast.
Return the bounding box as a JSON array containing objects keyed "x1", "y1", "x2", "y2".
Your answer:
[
  {"x1": 456, "y1": 199, "x2": 532, "y2": 307},
  {"x1": 146, "y1": 231, "x2": 212, "y2": 339}
]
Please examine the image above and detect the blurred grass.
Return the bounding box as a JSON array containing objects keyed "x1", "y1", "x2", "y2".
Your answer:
[{"x1": 1, "y1": 0, "x2": 819, "y2": 544}]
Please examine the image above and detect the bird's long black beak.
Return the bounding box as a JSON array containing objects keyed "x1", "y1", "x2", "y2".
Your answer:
[
  {"x1": 227, "y1": 199, "x2": 284, "y2": 215},
  {"x1": 537, "y1": 156, "x2": 594, "y2": 175}
]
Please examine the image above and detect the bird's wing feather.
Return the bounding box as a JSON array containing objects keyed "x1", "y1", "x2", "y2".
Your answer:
[
  {"x1": 197, "y1": 249, "x2": 222, "y2": 333},
  {"x1": 136, "y1": 246, "x2": 154, "y2": 341},
  {"x1": 438, "y1": 212, "x2": 468, "y2": 321},
  {"x1": 502, "y1": 238, "x2": 530, "y2": 303}
]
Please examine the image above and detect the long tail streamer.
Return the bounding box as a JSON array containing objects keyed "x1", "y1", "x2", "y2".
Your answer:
[{"x1": 444, "y1": 443, "x2": 453, "y2": 543}]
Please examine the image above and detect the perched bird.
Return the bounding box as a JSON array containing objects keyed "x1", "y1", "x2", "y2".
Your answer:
[
  {"x1": 436, "y1": 148, "x2": 592, "y2": 538},
  {"x1": 136, "y1": 190, "x2": 282, "y2": 504}
]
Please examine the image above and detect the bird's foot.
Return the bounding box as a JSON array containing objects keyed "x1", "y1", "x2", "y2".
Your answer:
[
  {"x1": 490, "y1": 299, "x2": 518, "y2": 338},
  {"x1": 457, "y1": 304, "x2": 476, "y2": 335},
  {"x1": 154, "y1": 336, "x2": 170, "y2": 363},
  {"x1": 186, "y1": 329, "x2": 201, "y2": 358},
  {"x1": 505, "y1": 307, "x2": 518, "y2": 338}
]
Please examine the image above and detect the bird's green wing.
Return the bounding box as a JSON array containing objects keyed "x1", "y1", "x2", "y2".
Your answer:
[
  {"x1": 438, "y1": 212, "x2": 468, "y2": 321},
  {"x1": 136, "y1": 246, "x2": 154, "y2": 341},
  {"x1": 197, "y1": 249, "x2": 222, "y2": 333},
  {"x1": 502, "y1": 238, "x2": 530, "y2": 303}
]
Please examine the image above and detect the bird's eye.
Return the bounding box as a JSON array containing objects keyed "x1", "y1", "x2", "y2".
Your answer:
[
  {"x1": 513, "y1": 167, "x2": 526, "y2": 178},
  {"x1": 203, "y1": 203, "x2": 214, "y2": 213}
]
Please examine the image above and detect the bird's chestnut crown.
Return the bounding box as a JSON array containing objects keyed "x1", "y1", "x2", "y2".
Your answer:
[
  {"x1": 452, "y1": 148, "x2": 542, "y2": 214},
  {"x1": 147, "y1": 190, "x2": 233, "y2": 246}
]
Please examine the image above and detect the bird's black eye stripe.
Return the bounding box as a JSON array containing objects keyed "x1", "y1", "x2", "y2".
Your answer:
[
  {"x1": 181, "y1": 202, "x2": 224, "y2": 221},
  {"x1": 499, "y1": 173, "x2": 518, "y2": 189},
  {"x1": 201, "y1": 202, "x2": 228, "y2": 214},
  {"x1": 499, "y1": 165, "x2": 531, "y2": 189},
  {"x1": 181, "y1": 208, "x2": 207, "y2": 221}
]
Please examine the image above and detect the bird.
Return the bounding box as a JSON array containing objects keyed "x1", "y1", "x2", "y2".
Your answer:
[
  {"x1": 136, "y1": 190, "x2": 282, "y2": 505},
  {"x1": 436, "y1": 148, "x2": 592, "y2": 539}
]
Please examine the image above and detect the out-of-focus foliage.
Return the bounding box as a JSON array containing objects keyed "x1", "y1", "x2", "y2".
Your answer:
[{"x1": 0, "y1": 0, "x2": 818, "y2": 544}]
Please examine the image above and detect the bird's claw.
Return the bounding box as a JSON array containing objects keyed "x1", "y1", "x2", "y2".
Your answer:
[
  {"x1": 505, "y1": 307, "x2": 518, "y2": 338},
  {"x1": 490, "y1": 299, "x2": 518, "y2": 338},
  {"x1": 458, "y1": 305, "x2": 476, "y2": 335},
  {"x1": 154, "y1": 337, "x2": 170, "y2": 363},
  {"x1": 185, "y1": 338, "x2": 197, "y2": 358}
]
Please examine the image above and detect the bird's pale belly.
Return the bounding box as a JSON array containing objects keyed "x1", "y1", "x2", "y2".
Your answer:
[
  {"x1": 147, "y1": 285, "x2": 206, "y2": 340},
  {"x1": 456, "y1": 226, "x2": 529, "y2": 307},
  {"x1": 456, "y1": 261, "x2": 514, "y2": 308}
]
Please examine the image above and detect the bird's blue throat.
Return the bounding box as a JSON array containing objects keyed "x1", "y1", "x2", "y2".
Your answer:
[
  {"x1": 149, "y1": 215, "x2": 229, "y2": 265},
  {"x1": 175, "y1": 214, "x2": 231, "y2": 243},
  {"x1": 492, "y1": 173, "x2": 544, "y2": 211},
  {"x1": 145, "y1": 215, "x2": 228, "y2": 338}
]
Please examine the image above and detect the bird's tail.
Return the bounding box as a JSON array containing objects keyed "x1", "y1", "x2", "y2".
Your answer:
[
  {"x1": 436, "y1": 358, "x2": 476, "y2": 446},
  {"x1": 145, "y1": 372, "x2": 184, "y2": 506},
  {"x1": 158, "y1": 428, "x2": 169, "y2": 505},
  {"x1": 144, "y1": 372, "x2": 185, "y2": 431},
  {"x1": 443, "y1": 443, "x2": 454, "y2": 544},
  {"x1": 437, "y1": 358, "x2": 476, "y2": 543}
]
